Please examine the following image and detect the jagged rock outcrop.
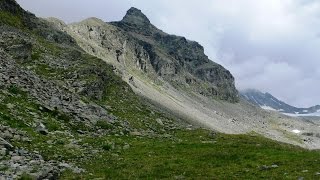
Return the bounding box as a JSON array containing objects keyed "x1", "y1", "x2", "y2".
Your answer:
[
  {"x1": 62, "y1": 7, "x2": 238, "y2": 103},
  {"x1": 114, "y1": 8, "x2": 238, "y2": 102},
  {"x1": 121, "y1": 7, "x2": 151, "y2": 26}
]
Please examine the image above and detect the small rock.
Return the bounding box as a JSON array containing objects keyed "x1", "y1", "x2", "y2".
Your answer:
[
  {"x1": 3, "y1": 130, "x2": 12, "y2": 139},
  {"x1": 6, "y1": 103, "x2": 15, "y2": 109},
  {"x1": 5, "y1": 170, "x2": 12, "y2": 175},
  {"x1": 186, "y1": 124, "x2": 192, "y2": 131},
  {"x1": 111, "y1": 153, "x2": 119, "y2": 157},
  {"x1": 33, "y1": 154, "x2": 43, "y2": 160},
  {"x1": 130, "y1": 131, "x2": 142, "y2": 136},
  {"x1": 123, "y1": 144, "x2": 130, "y2": 150},
  {"x1": 230, "y1": 118, "x2": 237, "y2": 123},
  {"x1": 64, "y1": 143, "x2": 80, "y2": 149},
  {"x1": 13, "y1": 134, "x2": 20, "y2": 141},
  {"x1": 18, "y1": 149, "x2": 27, "y2": 156},
  {"x1": 271, "y1": 164, "x2": 279, "y2": 168},
  {"x1": 260, "y1": 165, "x2": 269, "y2": 170},
  {"x1": 29, "y1": 160, "x2": 39, "y2": 165},
  {"x1": 209, "y1": 131, "x2": 217, "y2": 137},
  {"x1": 21, "y1": 137, "x2": 31, "y2": 142},
  {"x1": 302, "y1": 170, "x2": 308, "y2": 173},
  {"x1": 0, "y1": 137, "x2": 14, "y2": 150},
  {"x1": 174, "y1": 175, "x2": 185, "y2": 179},
  {"x1": 16, "y1": 165, "x2": 28, "y2": 172},
  {"x1": 36, "y1": 123, "x2": 48, "y2": 135},
  {"x1": 77, "y1": 130, "x2": 85, "y2": 134},
  {"x1": 0, "y1": 148, "x2": 6, "y2": 156},
  {"x1": 72, "y1": 167, "x2": 85, "y2": 174},
  {"x1": 11, "y1": 156, "x2": 23, "y2": 162},
  {"x1": 59, "y1": 163, "x2": 71, "y2": 169},
  {"x1": 91, "y1": 150, "x2": 99, "y2": 154},
  {"x1": 156, "y1": 118, "x2": 164, "y2": 126}
]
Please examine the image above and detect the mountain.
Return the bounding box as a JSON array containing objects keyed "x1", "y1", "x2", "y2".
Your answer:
[
  {"x1": 53, "y1": 6, "x2": 320, "y2": 145},
  {"x1": 114, "y1": 7, "x2": 239, "y2": 101},
  {"x1": 241, "y1": 89, "x2": 320, "y2": 115},
  {"x1": 50, "y1": 8, "x2": 248, "y2": 134},
  {"x1": 58, "y1": 7, "x2": 239, "y2": 103},
  {"x1": 58, "y1": 7, "x2": 320, "y2": 145},
  {"x1": 1, "y1": 1, "x2": 320, "y2": 178}
]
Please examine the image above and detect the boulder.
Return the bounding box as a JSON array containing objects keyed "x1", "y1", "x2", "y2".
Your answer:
[
  {"x1": 0, "y1": 137, "x2": 14, "y2": 150},
  {"x1": 36, "y1": 123, "x2": 48, "y2": 135}
]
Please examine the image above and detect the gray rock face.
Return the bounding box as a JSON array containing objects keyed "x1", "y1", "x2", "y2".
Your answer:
[
  {"x1": 0, "y1": 137, "x2": 13, "y2": 150},
  {"x1": 121, "y1": 7, "x2": 151, "y2": 26},
  {"x1": 36, "y1": 123, "x2": 48, "y2": 135},
  {"x1": 113, "y1": 8, "x2": 238, "y2": 102},
  {"x1": 65, "y1": 7, "x2": 238, "y2": 102}
]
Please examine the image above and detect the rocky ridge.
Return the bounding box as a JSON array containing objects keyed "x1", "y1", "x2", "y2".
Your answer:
[
  {"x1": 111, "y1": 7, "x2": 238, "y2": 103},
  {"x1": 59, "y1": 7, "x2": 238, "y2": 103},
  {"x1": 241, "y1": 89, "x2": 320, "y2": 115}
]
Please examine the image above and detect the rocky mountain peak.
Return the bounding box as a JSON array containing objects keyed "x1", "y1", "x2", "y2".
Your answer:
[
  {"x1": 105, "y1": 7, "x2": 239, "y2": 103},
  {"x1": 121, "y1": 7, "x2": 150, "y2": 26}
]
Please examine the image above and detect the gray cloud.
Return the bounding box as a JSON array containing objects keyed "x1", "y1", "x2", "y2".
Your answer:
[{"x1": 16, "y1": 0, "x2": 320, "y2": 107}]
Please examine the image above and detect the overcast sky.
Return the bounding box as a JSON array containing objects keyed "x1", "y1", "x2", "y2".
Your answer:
[{"x1": 17, "y1": 0, "x2": 320, "y2": 107}]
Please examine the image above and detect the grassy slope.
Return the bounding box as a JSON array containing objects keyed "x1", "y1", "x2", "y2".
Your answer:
[
  {"x1": 0, "y1": 2, "x2": 319, "y2": 179},
  {"x1": 2, "y1": 85, "x2": 320, "y2": 179},
  {"x1": 61, "y1": 130, "x2": 320, "y2": 179}
]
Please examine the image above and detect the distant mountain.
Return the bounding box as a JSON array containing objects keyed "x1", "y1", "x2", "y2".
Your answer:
[{"x1": 241, "y1": 89, "x2": 320, "y2": 115}]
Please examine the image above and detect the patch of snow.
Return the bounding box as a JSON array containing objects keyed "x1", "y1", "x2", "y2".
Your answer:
[
  {"x1": 303, "y1": 110, "x2": 308, "y2": 113},
  {"x1": 260, "y1": 105, "x2": 276, "y2": 111},
  {"x1": 283, "y1": 112, "x2": 320, "y2": 117},
  {"x1": 292, "y1": 129, "x2": 301, "y2": 134},
  {"x1": 270, "y1": 97, "x2": 278, "y2": 103},
  {"x1": 317, "y1": 109, "x2": 320, "y2": 112},
  {"x1": 278, "y1": 109, "x2": 284, "y2": 112},
  {"x1": 270, "y1": 97, "x2": 282, "y2": 106},
  {"x1": 251, "y1": 96, "x2": 259, "y2": 105}
]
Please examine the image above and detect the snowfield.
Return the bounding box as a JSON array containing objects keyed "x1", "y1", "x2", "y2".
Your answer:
[{"x1": 260, "y1": 105, "x2": 277, "y2": 111}]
